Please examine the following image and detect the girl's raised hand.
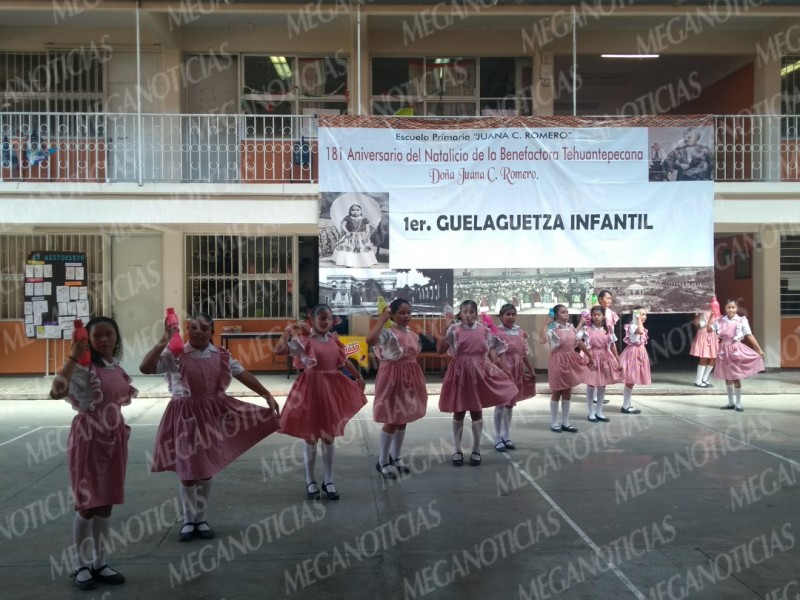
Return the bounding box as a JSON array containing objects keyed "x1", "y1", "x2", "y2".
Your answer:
[{"x1": 70, "y1": 339, "x2": 89, "y2": 362}]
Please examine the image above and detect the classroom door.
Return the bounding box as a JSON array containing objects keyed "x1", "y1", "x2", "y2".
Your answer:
[{"x1": 110, "y1": 235, "x2": 163, "y2": 373}]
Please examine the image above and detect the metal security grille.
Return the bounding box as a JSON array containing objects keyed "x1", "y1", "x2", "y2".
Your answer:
[
  {"x1": 185, "y1": 234, "x2": 295, "y2": 319},
  {"x1": 0, "y1": 51, "x2": 106, "y2": 137},
  {"x1": 0, "y1": 234, "x2": 105, "y2": 319},
  {"x1": 781, "y1": 236, "x2": 800, "y2": 316}
]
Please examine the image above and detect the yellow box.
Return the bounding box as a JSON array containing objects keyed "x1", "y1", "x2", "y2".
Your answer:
[{"x1": 338, "y1": 335, "x2": 370, "y2": 370}]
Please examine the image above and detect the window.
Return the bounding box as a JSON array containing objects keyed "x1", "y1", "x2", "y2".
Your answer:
[
  {"x1": 0, "y1": 50, "x2": 106, "y2": 137},
  {"x1": 371, "y1": 57, "x2": 532, "y2": 116},
  {"x1": 185, "y1": 235, "x2": 296, "y2": 319},
  {"x1": 0, "y1": 234, "x2": 105, "y2": 319},
  {"x1": 241, "y1": 55, "x2": 348, "y2": 138}
]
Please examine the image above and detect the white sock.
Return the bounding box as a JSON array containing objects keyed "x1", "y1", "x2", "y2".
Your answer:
[
  {"x1": 502, "y1": 407, "x2": 513, "y2": 441},
  {"x1": 471, "y1": 418, "x2": 483, "y2": 454},
  {"x1": 702, "y1": 365, "x2": 713, "y2": 383},
  {"x1": 493, "y1": 406, "x2": 504, "y2": 443},
  {"x1": 550, "y1": 401, "x2": 559, "y2": 427},
  {"x1": 561, "y1": 400, "x2": 572, "y2": 427},
  {"x1": 596, "y1": 388, "x2": 606, "y2": 417},
  {"x1": 304, "y1": 441, "x2": 317, "y2": 484},
  {"x1": 623, "y1": 387, "x2": 633, "y2": 410},
  {"x1": 179, "y1": 483, "x2": 197, "y2": 525},
  {"x1": 735, "y1": 388, "x2": 742, "y2": 408},
  {"x1": 91, "y1": 515, "x2": 110, "y2": 570},
  {"x1": 726, "y1": 385, "x2": 734, "y2": 406},
  {"x1": 73, "y1": 513, "x2": 94, "y2": 576},
  {"x1": 586, "y1": 386, "x2": 596, "y2": 418},
  {"x1": 196, "y1": 478, "x2": 213, "y2": 525},
  {"x1": 390, "y1": 428, "x2": 406, "y2": 463},
  {"x1": 452, "y1": 419, "x2": 464, "y2": 453},
  {"x1": 379, "y1": 431, "x2": 393, "y2": 466},
  {"x1": 321, "y1": 442, "x2": 335, "y2": 484},
  {"x1": 695, "y1": 365, "x2": 705, "y2": 385}
]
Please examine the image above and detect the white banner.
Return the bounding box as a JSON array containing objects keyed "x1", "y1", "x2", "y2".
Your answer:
[{"x1": 319, "y1": 119, "x2": 713, "y2": 270}]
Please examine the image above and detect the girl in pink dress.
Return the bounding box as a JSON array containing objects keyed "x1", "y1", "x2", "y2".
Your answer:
[
  {"x1": 437, "y1": 300, "x2": 518, "y2": 467},
  {"x1": 618, "y1": 307, "x2": 650, "y2": 414},
  {"x1": 538, "y1": 304, "x2": 592, "y2": 433},
  {"x1": 582, "y1": 306, "x2": 623, "y2": 423},
  {"x1": 366, "y1": 298, "x2": 428, "y2": 479},
  {"x1": 49, "y1": 317, "x2": 136, "y2": 590},
  {"x1": 492, "y1": 303, "x2": 536, "y2": 452},
  {"x1": 598, "y1": 290, "x2": 619, "y2": 330},
  {"x1": 141, "y1": 313, "x2": 280, "y2": 542},
  {"x1": 690, "y1": 305, "x2": 719, "y2": 388},
  {"x1": 275, "y1": 304, "x2": 367, "y2": 499},
  {"x1": 713, "y1": 300, "x2": 765, "y2": 412}
]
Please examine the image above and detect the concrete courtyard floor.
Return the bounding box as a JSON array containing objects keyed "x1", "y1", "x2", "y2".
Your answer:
[{"x1": 0, "y1": 372, "x2": 798, "y2": 600}]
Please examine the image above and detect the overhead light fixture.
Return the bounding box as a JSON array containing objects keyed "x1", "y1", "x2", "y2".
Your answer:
[
  {"x1": 781, "y1": 60, "x2": 800, "y2": 77},
  {"x1": 270, "y1": 56, "x2": 292, "y2": 79},
  {"x1": 601, "y1": 54, "x2": 660, "y2": 58}
]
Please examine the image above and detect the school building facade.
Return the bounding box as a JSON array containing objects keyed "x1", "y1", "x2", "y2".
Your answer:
[{"x1": 1, "y1": 0, "x2": 799, "y2": 375}]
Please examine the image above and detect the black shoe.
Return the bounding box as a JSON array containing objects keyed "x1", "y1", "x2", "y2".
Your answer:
[
  {"x1": 375, "y1": 461, "x2": 397, "y2": 479},
  {"x1": 194, "y1": 521, "x2": 215, "y2": 540},
  {"x1": 694, "y1": 382, "x2": 709, "y2": 388},
  {"x1": 469, "y1": 452, "x2": 482, "y2": 466},
  {"x1": 178, "y1": 522, "x2": 195, "y2": 542},
  {"x1": 389, "y1": 455, "x2": 411, "y2": 474},
  {"x1": 587, "y1": 415, "x2": 598, "y2": 422},
  {"x1": 561, "y1": 424, "x2": 578, "y2": 433},
  {"x1": 452, "y1": 452, "x2": 464, "y2": 466},
  {"x1": 502, "y1": 439, "x2": 516, "y2": 450},
  {"x1": 321, "y1": 482, "x2": 340, "y2": 500},
  {"x1": 495, "y1": 441, "x2": 507, "y2": 453},
  {"x1": 735, "y1": 406, "x2": 744, "y2": 412},
  {"x1": 91, "y1": 565, "x2": 125, "y2": 585},
  {"x1": 620, "y1": 406, "x2": 641, "y2": 414},
  {"x1": 306, "y1": 481, "x2": 320, "y2": 500},
  {"x1": 603, "y1": 399, "x2": 610, "y2": 404},
  {"x1": 72, "y1": 567, "x2": 96, "y2": 590},
  {"x1": 595, "y1": 416, "x2": 610, "y2": 422},
  {"x1": 550, "y1": 425, "x2": 562, "y2": 433},
  {"x1": 703, "y1": 382, "x2": 714, "y2": 388},
  {"x1": 720, "y1": 404, "x2": 736, "y2": 410}
]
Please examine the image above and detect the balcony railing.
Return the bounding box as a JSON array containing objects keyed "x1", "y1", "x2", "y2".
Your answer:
[
  {"x1": 3, "y1": 112, "x2": 800, "y2": 184},
  {"x1": 0, "y1": 112, "x2": 318, "y2": 184}
]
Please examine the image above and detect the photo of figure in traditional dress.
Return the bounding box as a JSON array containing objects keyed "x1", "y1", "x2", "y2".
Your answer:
[{"x1": 319, "y1": 192, "x2": 389, "y2": 267}]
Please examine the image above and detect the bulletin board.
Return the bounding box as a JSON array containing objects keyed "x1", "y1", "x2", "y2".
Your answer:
[{"x1": 24, "y1": 251, "x2": 89, "y2": 339}]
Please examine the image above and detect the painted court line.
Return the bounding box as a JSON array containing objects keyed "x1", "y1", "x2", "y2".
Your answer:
[
  {"x1": 484, "y1": 431, "x2": 648, "y2": 600},
  {"x1": 650, "y1": 409, "x2": 800, "y2": 470},
  {"x1": 0, "y1": 427, "x2": 43, "y2": 447}
]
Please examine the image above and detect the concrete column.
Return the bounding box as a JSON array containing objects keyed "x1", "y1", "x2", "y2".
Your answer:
[
  {"x1": 752, "y1": 28, "x2": 784, "y2": 181},
  {"x1": 753, "y1": 230, "x2": 780, "y2": 369},
  {"x1": 163, "y1": 230, "x2": 184, "y2": 317}
]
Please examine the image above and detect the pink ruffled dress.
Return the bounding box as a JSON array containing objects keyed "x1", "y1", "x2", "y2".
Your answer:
[
  {"x1": 546, "y1": 324, "x2": 590, "y2": 390},
  {"x1": 438, "y1": 322, "x2": 518, "y2": 413},
  {"x1": 280, "y1": 332, "x2": 367, "y2": 440},
  {"x1": 67, "y1": 361, "x2": 137, "y2": 510},
  {"x1": 373, "y1": 324, "x2": 428, "y2": 424},
  {"x1": 619, "y1": 324, "x2": 651, "y2": 385},
  {"x1": 583, "y1": 326, "x2": 623, "y2": 387},
  {"x1": 690, "y1": 311, "x2": 719, "y2": 359},
  {"x1": 495, "y1": 325, "x2": 535, "y2": 406},
  {"x1": 151, "y1": 345, "x2": 280, "y2": 480},
  {"x1": 713, "y1": 316, "x2": 764, "y2": 380}
]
